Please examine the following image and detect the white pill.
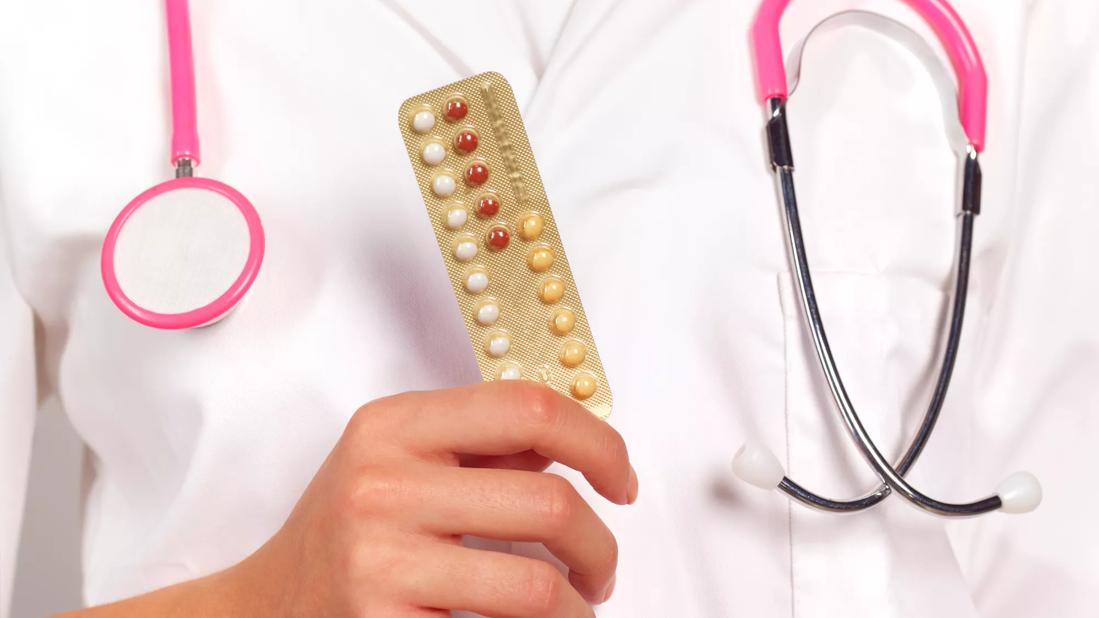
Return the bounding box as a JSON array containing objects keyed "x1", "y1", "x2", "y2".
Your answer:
[
  {"x1": 445, "y1": 207, "x2": 468, "y2": 230},
  {"x1": 454, "y1": 240, "x2": 477, "y2": 262},
  {"x1": 433, "y1": 174, "x2": 456, "y2": 197},
  {"x1": 412, "y1": 110, "x2": 436, "y2": 133},
  {"x1": 422, "y1": 142, "x2": 446, "y2": 166},
  {"x1": 486, "y1": 333, "x2": 510, "y2": 358},
  {"x1": 476, "y1": 302, "x2": 500, "y2": 325},
  {"x1": 497, "y1": 364, "x2": 522, "y2": 380},
  {"x1": 465, "y1": 270, "x2": 489, "y2": 293}
]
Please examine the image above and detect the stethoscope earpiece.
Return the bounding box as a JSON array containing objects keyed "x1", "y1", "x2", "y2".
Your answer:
[
  {"x1": 731, "y1": 442, "x2": 785, "y2": 490},
  {"x1": 995, "y1": 471, "x2": 1043, "y2": 514}
]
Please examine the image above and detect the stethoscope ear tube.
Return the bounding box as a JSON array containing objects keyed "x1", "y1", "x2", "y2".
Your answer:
[
  {"x1": 736, "y1": 122, "x2": 1040, "y2": 515},
  {"x1": 737, "y1": 0, "x2": 1042, "y2": 516}
]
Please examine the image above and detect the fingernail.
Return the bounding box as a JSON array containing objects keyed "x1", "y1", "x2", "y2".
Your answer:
[
  {"x1": 626, "y1": 465, "x2": 638, "y2": 505},
  {"x1": 602, "y1": 574, "x2": 617, "y2": 603}
]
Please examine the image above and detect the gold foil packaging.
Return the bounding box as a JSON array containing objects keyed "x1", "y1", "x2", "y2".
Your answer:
[{"x1": 398, "y1": 72, "x2": 612, "y2": 418}]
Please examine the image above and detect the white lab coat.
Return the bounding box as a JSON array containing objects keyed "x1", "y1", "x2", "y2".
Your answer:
[{"x1": 1, "y1": 1, "x2": 1096, "y2": 616}]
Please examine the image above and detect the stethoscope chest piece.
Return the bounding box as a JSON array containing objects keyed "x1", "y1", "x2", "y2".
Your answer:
[
  {"x1": 101, "y1": 176, "x2": 264, "y2": 329},
  {"x1": 100, "y1": 0, "x2": 264, "y2": 329}
]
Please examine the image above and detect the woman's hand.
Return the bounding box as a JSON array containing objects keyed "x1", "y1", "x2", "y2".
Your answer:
[
  {"x1": 247, "y1": 380, "x2": 636, "y2": 616},
  {"x1": 67, "y1": 381, "x2": 636, "y2": 617},
  {"x1": 68, "y1": 382, "x2": 635, "y2": 617}
]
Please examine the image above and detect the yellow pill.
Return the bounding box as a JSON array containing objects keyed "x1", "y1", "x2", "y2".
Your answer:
[
  {"x1": 560, "y1": 340, "x2": 587, "y2": 368},
  {"x1": 528, "y1": 246, "x2": 555, "y2": 272},
  {"x1": 519, "y1": 213, "x2": 544, "y2": 241},
  {"x1": 540, "y1": 277, "x2": 566, "y2": 304},
  {"x1": 550, "y1": 309, "x2": 576, "y2": 336},
  {"x1": 571, "y1": 372, "x2": 598, "y2": 400}
]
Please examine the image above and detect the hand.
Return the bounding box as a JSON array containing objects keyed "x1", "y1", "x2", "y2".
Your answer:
[{"x1": 235, "y1": 380, "x2": 637, "y2": 616}]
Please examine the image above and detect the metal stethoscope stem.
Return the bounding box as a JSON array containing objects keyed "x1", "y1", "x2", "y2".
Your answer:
[{"x1": 731, "y1": 99, "x2": 1040, "y2": 516}]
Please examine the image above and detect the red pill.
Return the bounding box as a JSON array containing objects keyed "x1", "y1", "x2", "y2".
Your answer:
[
  {"x1": 454, "y1": 130, "x2": 478, "y2": 154},
  {"x1": 477, "y1": 195, "x2": 500, "y2": 218},
  {"x1": 487, "y1": 226, "x2": 510, "y2": 251},
  {"x1": 445, "y1": 97, "x2": 468, "y2": 122},
  {"x1": 465, "y1": 162, "x2": 489, "y2": 186}
]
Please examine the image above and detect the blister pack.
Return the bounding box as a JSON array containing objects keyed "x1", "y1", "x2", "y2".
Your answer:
[{"x1": 398, "y1": 72, "x2": 612, "y2": 418}]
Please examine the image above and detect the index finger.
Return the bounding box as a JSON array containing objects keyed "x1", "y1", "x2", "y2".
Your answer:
[{"x1": 367, "y1": 381, "x2": 636, "y2": 506}]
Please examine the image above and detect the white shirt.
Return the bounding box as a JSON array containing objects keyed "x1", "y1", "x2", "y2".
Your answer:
[{"x1": 2, "y1": 1, "x2": 1097, "y2": 616}]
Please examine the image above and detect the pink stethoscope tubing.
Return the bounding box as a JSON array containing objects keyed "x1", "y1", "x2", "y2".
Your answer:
[
  {"x1": 166, "y1": 0, "x2": 200, "y2": 165},
  {"x1": 100, "y1": 0, "x2": 264, "y2": 330},
  {"x1": 750, "y1": 0, "x2": 987, "y2": 151}
]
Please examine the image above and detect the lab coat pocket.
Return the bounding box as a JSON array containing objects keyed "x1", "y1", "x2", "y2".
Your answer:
[
  {"x1": 777, "y1": 270, "x2": 983, "y2": 617},
  {"x1": 777, "y1": 270, "x2": 946, "y2": 497}
]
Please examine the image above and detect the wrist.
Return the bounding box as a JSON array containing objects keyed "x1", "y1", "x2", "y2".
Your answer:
[{"x1": 53, "y1": 545, "x2": 279, "y2": 618}]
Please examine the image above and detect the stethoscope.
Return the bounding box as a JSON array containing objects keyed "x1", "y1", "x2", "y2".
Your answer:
[
  {"x1": 101, "y1": 0, "x2": 264, "y2": 329},
  {"x1": 732, "y1": 0, "x2": 1042, "y2": 516},
  {"x1": 99, "y1": 0, "x2": 1040, "y2": 515}
]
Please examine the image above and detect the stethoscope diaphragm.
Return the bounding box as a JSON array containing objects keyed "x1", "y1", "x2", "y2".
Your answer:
[{"x1": 101, "y1": 177, "x2": 263, "y2": 329}]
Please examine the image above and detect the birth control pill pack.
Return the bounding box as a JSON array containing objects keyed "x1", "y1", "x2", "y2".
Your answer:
[{"x1": 398, "y1": 72, "x2": 612, "y2": 418}]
